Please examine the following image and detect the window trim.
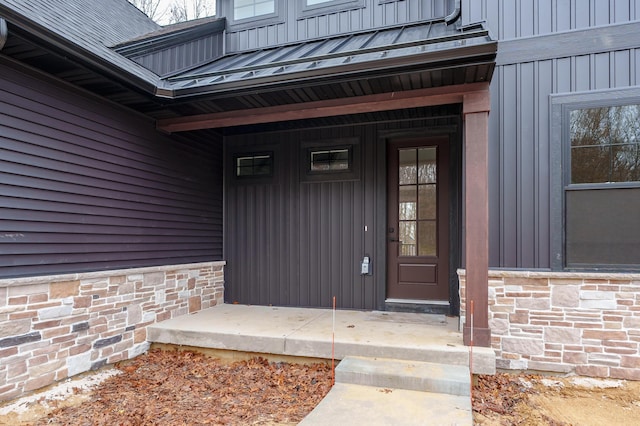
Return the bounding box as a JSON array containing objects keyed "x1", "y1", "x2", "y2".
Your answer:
[
  {"x1": 227, "y1": 0, "x2": 284, "y2": 31},
  {"x1": 309, "y1": 146, "x2": 352, "y2": 173},
  {"x1": 228, "y1": 149, "x2": 278, "y2": 185},
  {"x1": 300, "y1": 138, "x2": 361, "y2": 182},
  {"x1": 550, "y1": 87, "x2": 640, "y2": 271},
  {"x1": 298, "y1": 0, "x2": 365, "y2": 19},
  {"x1": 235, "y1": 152, "x2": 274, "y2": 178}
]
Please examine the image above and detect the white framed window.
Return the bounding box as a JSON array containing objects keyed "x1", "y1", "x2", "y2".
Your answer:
[
  {"x1": 299, "y1": 0, "x2": 365, "y2": 17},
  {"x1": 234, "y1": 0, "x2": 275, "y2": 21}
]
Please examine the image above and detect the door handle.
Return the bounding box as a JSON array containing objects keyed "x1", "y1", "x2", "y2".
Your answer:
[{"x1": 389, "y1": 238, "x2": 399, "y2": 242}]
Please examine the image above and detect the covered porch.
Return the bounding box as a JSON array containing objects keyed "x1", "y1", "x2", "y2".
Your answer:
[
  {"x1": 155, "y1": 19, "x2": 497, "y2": 347},
  {"x1": 147, "y1": 304, "x2": 496, "y2": 374}
]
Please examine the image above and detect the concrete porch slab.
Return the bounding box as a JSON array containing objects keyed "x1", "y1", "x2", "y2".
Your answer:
[{"x1": 147, "y1": 304, "x2": 496, "y2": 374}]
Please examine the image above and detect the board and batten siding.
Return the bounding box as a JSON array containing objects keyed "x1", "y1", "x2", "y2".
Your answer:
[
  {"x1": 223, "y1": 0, "x2": 453, "y2": 52},
  {"x1": 478, "y1": 1, "x2": 640, "y2": 269},
  {"x1": 224, "y1": 115, "x2": 460, "y2": 310},
  {"x1": 462, "y1": 0, "x2": 640, "y2": 39},
  {"x1": 130, "y1": 32, "x2": 225, "y2": 76},
  {"x1": 0, "y1": 58, "x2": 223, "y2": 279},
  {"x1": 225, "y1": 126, "x2": 374, "y2": 309}
]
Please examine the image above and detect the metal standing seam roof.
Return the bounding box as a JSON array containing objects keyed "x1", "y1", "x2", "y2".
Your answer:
[
  {"x1": 0, "y1": 0, "x2": 495, "y2": 103},
  {"x1": 158, "y1": 19, "x2": 496, "y2": 98}
]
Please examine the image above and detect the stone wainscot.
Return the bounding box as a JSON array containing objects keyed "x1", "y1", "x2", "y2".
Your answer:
[
  {"x1": 460, "y1": 269, "x2": 640, "y2": 380},
  {"x1": 0, "y1": 261, "x2": 224, "y2": 401}
]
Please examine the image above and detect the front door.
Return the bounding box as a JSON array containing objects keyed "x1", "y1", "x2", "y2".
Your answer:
[{"x1": 387, "y1": 137, "x2": 449, "y2": 301}]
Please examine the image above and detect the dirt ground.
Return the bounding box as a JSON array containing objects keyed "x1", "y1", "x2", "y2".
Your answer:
[
  {"x1": 473, "y1": 372, "x2": 640, "y2": 426},
  {"x1": 1, "y1": 349, "x2": 639, "y2": 425}
]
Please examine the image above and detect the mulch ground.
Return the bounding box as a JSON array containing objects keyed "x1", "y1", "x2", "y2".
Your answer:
[
  {"x1": 472, "y1": 372, "x2": 538, "y2": 418},
  {"x1": 22, "y1": 348, "x2": 631, "y2": 426},
  {"x1": 34, "y1": 349, "x2": 333, "y2": 425}
]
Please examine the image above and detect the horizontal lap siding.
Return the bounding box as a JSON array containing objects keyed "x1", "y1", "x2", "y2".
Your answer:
[{"x1": 0, "y1": 59, "x2": 223, "y2": 278}]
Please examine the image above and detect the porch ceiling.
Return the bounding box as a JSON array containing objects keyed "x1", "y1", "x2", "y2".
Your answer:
[
  {"x1": 159, "y1": 20, "x2": 496, "y2": 98},
  {"x1": 156, "y1": 20, "x2": 497, "y2": 129},
  {"x1": 1, "y1": 4, "x2": 495, "y2": 130}
]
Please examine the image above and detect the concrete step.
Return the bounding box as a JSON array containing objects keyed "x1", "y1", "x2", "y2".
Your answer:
[
  {"x1": 299, "y1": 383, "x2": 472, "y2": 426},
  {"x1": 336, "y1": 356, "x2": 471, "y2": 396}
]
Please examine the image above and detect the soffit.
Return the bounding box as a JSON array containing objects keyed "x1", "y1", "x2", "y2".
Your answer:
[{"x1": 158, "y1": 19, "x2": 497, "y2": 101}]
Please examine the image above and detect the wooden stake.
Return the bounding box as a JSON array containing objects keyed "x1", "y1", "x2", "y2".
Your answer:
[
  {"x1": 332, "y1": 296, "x2": 336, "y2": 386},
  {"x1": 470, "y1": 299, "x2": 474, "y2": 396}
]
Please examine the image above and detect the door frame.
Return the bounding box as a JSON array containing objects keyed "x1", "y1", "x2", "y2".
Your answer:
[{"x1": 375, "y1": 125, "x2": 462, "y2": 316}]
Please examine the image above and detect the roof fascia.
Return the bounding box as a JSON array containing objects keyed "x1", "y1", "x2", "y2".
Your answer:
[
  {"x1": 0, "y1": 5, "x2": 159, "y2": 95},
  {"x1": 167, "y1": 26, "x2": 491, "y2": 83},
  {"x1": 157, "y1": 42, "x2": 497, "y2": 99}
]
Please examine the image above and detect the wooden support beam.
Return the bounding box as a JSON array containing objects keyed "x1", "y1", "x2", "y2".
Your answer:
[
  {"x1": 462, "y1": 89, "x2": 491, "y2": 347},
  {"x1": 157, "y1": 82, "x2": 490, "y2": 132}
]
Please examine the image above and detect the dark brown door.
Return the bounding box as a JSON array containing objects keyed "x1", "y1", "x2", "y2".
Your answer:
[{"x1": 387, "y1": 137, "x2": 449, "y2": 301}]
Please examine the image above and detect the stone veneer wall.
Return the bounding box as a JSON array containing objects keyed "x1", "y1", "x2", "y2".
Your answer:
[
  {"x1": 0, "y1": 261, "x2": 225, "y2": 401},
  {"x1": 459, "y1": 269, "x2": 640, "y2": 380}
]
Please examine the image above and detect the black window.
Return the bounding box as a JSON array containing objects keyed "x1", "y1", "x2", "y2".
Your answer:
[
  {"x1": 236, "y1": 153, "x2": 273, "y2": 177},
  {"x1": 570, "y1": 105, "x2": 640, "y2": 184},
  {"x1": 310, "y1": 148, "x2": 350, "y2": 171},
  {"x1": 563, "y1": 102, "x2": 640, "y2": 269},
  {"x1": 300, "y1": 139, "x2": 360, "y2": 182}
]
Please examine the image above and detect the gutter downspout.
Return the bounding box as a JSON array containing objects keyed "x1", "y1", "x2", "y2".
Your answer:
[
  {"x1": 0, "y1": 18, "x2": 8, "y2": 51},
  {"x1": 444, "y1": 0, "x2": 461, "y2": 25}
]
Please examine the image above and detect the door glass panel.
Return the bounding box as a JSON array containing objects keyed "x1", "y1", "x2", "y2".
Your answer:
[
  {"x1": 399, "y1": 221, "x2": 416, "y2": 256},
  {"x1": 418, "y1": 147, "x2": 437, "y2": 183},
  {"x1": 399, "y1": 149, "x2": 417, "y2": 184},
  {"x1": 396, "y1": 146, "x2": 438, "y2": 257},
  {"x1": 399, "y1": 186, "x2": 417, "y2": 220},
  {"x1": 418, "y1": 221, "x2": 437, "y2": 256},
  {"x1": 418, "y1": 185, "x2": 436, "y2": 220}
]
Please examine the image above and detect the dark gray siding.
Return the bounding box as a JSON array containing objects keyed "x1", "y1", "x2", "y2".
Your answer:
[
  {"x1": 222, "y1": 0, "x2": 453, "y2": 52},
  {"x1": 463, "y1": 0, "x2": 640, "y2": 39},
  {"x1": 130, "y1": 33, "x2": 225, "y2": 76},
  {"x1": 0, "y1": 58, "x2": 223, "y2": 278},
  {"x1": 482, "y1": 7, "x2": 640, "y2": 269},
  {"x1": 224, "y1": 114, "x2": 460, "y2": 310},
  {"x1": 225, "y1": 126, "x2": 373, "y2": 309}
]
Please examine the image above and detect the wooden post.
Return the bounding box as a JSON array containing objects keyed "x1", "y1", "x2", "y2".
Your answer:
[{"x1": 462, "y1": 90, "x2": 491, "y2": 347}]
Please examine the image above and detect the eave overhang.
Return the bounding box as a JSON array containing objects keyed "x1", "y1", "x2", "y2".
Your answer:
[
  {"x1": 0, "y1": 5, "x2": 160, "y2": 96},
  {"x1": 156, "y1": 19, "x2": 497, "y2": 100},
  {"x1": 0, "y1": 3, "x2": 496, "y2": 130}
]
